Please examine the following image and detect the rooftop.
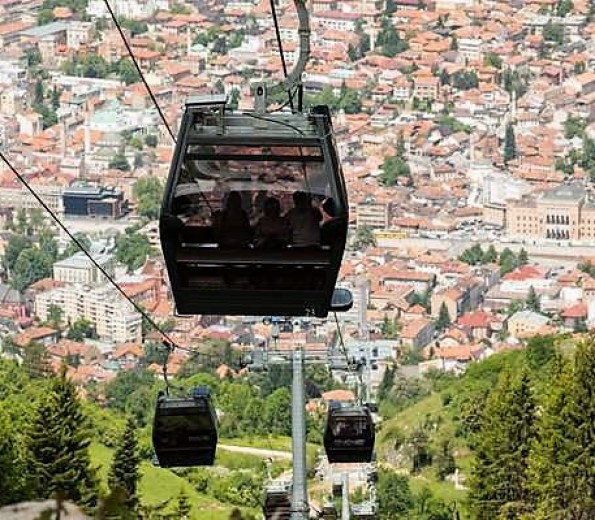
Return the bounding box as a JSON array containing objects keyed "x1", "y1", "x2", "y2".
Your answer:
[
  {"x1": 20, "y1": 21, "x2": 68, "y2": 38},
  {"x1": 539, "y1": 183, "x2": 585, "y2": 204}
]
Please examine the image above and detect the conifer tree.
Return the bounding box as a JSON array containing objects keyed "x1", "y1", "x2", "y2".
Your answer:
[
  {"x1": 108, "y1": 416, "x2": 140, "y2": 514},
  {"x1": 26, "y1": 366, "x2": 98, "y2": 510},
  {"x1": 469, "y1": 367, "x2": 535, "y2": 518},
  {"x1": 504, "y1": 123, "x2": 517, "y2": 163},
  {"x1": 0, "y1": 407, "x2": 28, "y2": 505},
  {"x1": 436, "y1": 302, "x2": 451, "y2": 331},
  {"x1": 378, "y1": 364, "x2": 396, "y2": 401},
  {"x1": 525, "y1": 286, "x2": 541, "y2": 312},
  {"x1": 529, "y1": 340, "x2": 595, "y2": 517},
  {"x1": 176, "y1": 488, "x2": 191, "y2": 520},
  {"x1": 528, "y1": 355, "x2": 587, "y2": 517}
]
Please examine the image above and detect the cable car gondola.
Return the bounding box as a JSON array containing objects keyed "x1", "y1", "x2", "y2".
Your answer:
[
  {"x1": 263, "y1": 481, "x2": 292, "y2": 520},
  {"x1": 152, "y1": 386, "x2": 217, "y2": 467},
  {"x1": 160, "y1": 95, "x2": 348, "y2": 317},
  {"x1": 323, "y1": 403, "x2": 375, "y2": 464}
]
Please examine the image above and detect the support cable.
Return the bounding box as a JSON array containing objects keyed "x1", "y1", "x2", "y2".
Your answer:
[
  {"x1": 101, "y1": 0, "x2": 176, "y2": 142},
  {"x1": 333, "y1": 312, "x2": 365, "y2": 403},
  {"x1": 0, "y1": 151, "x2": 218, "y2": 361}
]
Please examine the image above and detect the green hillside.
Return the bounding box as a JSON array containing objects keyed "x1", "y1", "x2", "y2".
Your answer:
[{"x1": 91, "y1": 443, "x2": 239, "y2": 520}]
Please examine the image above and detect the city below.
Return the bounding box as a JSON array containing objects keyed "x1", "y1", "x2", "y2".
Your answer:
[{"x1": 0, "y1": 0, "x2": 595, "y2": 518}]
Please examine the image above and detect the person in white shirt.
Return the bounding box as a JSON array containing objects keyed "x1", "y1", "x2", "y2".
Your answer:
[{"x1": 285, "y1": 191, "x2": 322, "y2": 247}]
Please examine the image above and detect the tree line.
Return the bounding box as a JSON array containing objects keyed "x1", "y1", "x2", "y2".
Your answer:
[
  {"x1": 0, "y1": 354, "x2": 286, "y2": 519},
  {"x1": 468, "y1": 334, "x2": 595, "y2": 518},
  {"x1": 458, "y1": 244, "x2": 528, "y2": 275}
]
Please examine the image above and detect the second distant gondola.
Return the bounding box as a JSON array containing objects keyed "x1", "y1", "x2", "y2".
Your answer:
[
  {"x1": 159, "y1": 95, "x2": 348, "y2": 318},
  {"x1": 152, "y1": 386, "x2": 217, "y2": 467},
  {"x1": 323, "y1": 403, "x2": 375, "y2": 464}
]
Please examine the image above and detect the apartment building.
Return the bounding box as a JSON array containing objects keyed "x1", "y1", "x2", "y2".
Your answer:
[
  {"x1": 356, "y1": 198, "x2": 389, "y2": 229},
  {"x1": 413, "y1": 75, "x2": 440, "y2": 101},
  {"x1": 35, "y1": 285, "x2": 142, "y2": 343},
  {"x1": 314, "y1": 11, "x2": 360, "y2": 32}
]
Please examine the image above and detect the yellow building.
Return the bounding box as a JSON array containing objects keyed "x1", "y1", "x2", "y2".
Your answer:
[
  {"x1": 506, "y1": 183, "x2": 595, "y2": 241},
  {"x1": 507, "y1": 310, "x2": 549, "y2": 338}
]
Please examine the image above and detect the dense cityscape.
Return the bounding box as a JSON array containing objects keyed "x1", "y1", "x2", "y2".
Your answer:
[{"x1": 1, "y1": 0, "x2": 595, "y2": 517}]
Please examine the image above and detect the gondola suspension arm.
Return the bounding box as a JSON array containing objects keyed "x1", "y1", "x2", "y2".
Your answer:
[{"x1": 254, "y1": 0, "x2": 310, "y2": 112}]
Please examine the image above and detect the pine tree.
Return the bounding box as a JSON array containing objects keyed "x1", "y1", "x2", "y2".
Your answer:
[
  {"x1": 0, "y1": 407, "x2": 28, "y2": 505},
  {"x1": 436, "y1": 302, "x2": 451, "y2": 331},
  {"x1": 518, "y1": 248, "x2": 528, "y2": 265},
  {"x1": 176, "y1": 488, "x2": 191, "y2": 519},
  {"x1": 469, "y1": 367, "x2": 535, "y2": 519},
  {"x1": 482, "y1": 245, "x2": 498, "y2": 264},
  {"x1": 549, "y1": 339, "x2": 595, "y2": 515},
  {"x1": 504, "y1": 123, "x2": 517, "y2": 163},
  {"x1": 528, "y1": 355, "x2": 587, "y2": 517},
  {"x1": 26, "y1": 366, "x2": 98, "y2": 510},
  {"x1": 108, "y1": 416, "x2": 140, "y2": 514},
  {"x1": 526, "y1": 286, "x2": 541, "y2": 312}
]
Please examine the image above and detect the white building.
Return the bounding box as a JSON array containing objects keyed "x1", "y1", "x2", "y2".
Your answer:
[
  {"x1": 87, "y1": 0, "x2": 169, "y2": 19},
  {"x1": 0, "y1": 182, "x2": 64, "y2": 214},
  {"x1": 458, "y1": 37, "x2": 482, "y2": 62},
  {"x1": 313, "y1": 11, "x2": 360, "y2": 32},
  {"x1": 481, "y1": 170, "x2": 532, "y2": 205},
  {"x1": 53, "y1": 252, "x2": 115, "y2": 285},
  {"x1": 35, "y1": 285, "x2": 142, "y2": 343}
]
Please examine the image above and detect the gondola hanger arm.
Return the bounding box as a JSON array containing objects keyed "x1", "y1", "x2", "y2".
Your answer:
[{"x1": 253, "y1": 0, "x2": 310, "y2": 112}]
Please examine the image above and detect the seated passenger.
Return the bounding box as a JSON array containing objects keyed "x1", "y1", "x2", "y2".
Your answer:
[
  {"x1": 254, "y1": 197, "x2": 290, "y2": 249},
  {"x1": 285, "y1": 191, "x2": 321, "y2": 248},
  {"x1": 320, "y1": 197, "x2": 344, "y2": 248},
  {"x1": 213, "y1": 191, "x2": 252, "y2": 248}
]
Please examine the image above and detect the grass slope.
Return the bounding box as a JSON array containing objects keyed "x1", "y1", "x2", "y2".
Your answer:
[
  {"x1": 378, "y1": 392, "x2": 468, "y2": 504},
  {"x1": 90, "y1": 443, "x2": 244, "y2": 520}
]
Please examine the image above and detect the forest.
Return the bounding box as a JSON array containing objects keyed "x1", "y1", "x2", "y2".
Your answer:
[
  {"x1": 375, "y1": 333, "x2": 595, "y2": 519},
  {"x1": 3, "y1": 333, "x2": 595, "y2": 519}
]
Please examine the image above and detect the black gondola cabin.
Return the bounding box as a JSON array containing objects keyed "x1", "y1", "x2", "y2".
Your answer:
[
  {"x1": 160, "y1": 95, "x2": 348, "y2": 317},
  {"x1": 323, "y1": 403, "x2": 375, "y2": 464},
  {"x1": 152, "y1": 386, "x2": 217, "y2": 467}
]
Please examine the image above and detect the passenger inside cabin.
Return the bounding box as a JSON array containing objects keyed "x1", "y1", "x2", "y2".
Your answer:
[
  {"x1": 213, "y1": 191, "x2": 253, "y2": 248},
  {"x1": 285, "y1": 191, "x2": 321, "y2": 248},
  {"x1": 253, "y1": 190, "x2": 268, "y2": 219},
  {"x1": 254, "y1": 197, "x2": 290, "y2": 249},
  {"x1": 320, "y1": 197, "x2": 343, "y2": 248}
]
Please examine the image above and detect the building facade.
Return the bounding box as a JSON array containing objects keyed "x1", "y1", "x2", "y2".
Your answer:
[
  {"x1": 62, "y1": 184, "x2": 128, "y2": 219},
  {"x1": 0, "y1": 183, "x2": 63, "y2": 214},
  {"x1": 35, "y1": 285, "x2": 142, "y2": 343},
  {"x1": 53, "y1": 252, "x2": 115, "y2": 285},
  {"x1": 356, "y1": 199, "x2": 389, "y2": 229},
  {"x1": 506, "y1": 184, "x2": 595, "y2": 241}
]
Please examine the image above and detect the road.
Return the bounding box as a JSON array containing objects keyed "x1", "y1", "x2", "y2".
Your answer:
[{"x1": 218, "y1": 444, "x2": 292, "y2": 460}]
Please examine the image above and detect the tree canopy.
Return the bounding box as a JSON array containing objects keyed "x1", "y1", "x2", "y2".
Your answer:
[
  {"x1": 115, "y1": 230, "x2": 153, "y2": 272},
  {"x1": 133, "y1": 177, "x2": 163, "y2": 220}
]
